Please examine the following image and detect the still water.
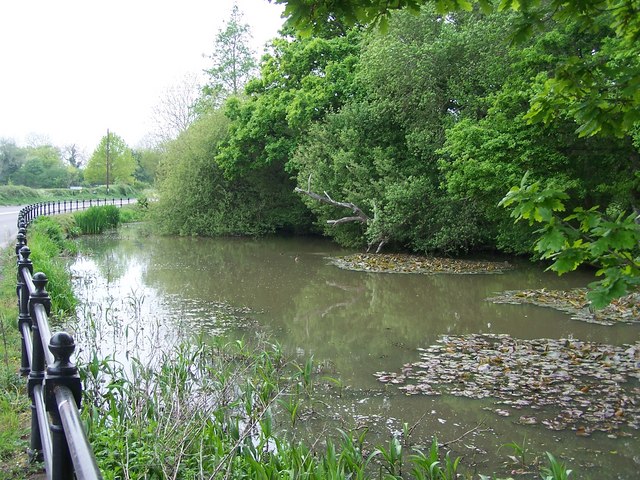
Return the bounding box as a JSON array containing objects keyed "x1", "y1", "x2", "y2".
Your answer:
[{"x1": 69, "y1": 226, "x2": 639, "y2": 478}]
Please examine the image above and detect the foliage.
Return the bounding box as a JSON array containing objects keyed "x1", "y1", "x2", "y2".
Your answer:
[
  {"x1": 0, "y1": 184, "x2": 139, "y2": 206},
  {"x1": 540, "y1": 452, "x2": 572, "y2": 480},
  {"x1": 154, "y1": 110, "x2": 310, "y2": 237},
  {"x1": 24, "y1": 217, "x2": 77, "y2": 315},
  {"x1": 0, "y1": 138, "x2": 26, "y2": 184},
  {"x1": 201, "y1": 3, "x2": 257, "y2": 109},
  {"x1": 500, "y1": 175, "x2": 640, "y2": 307},
  {"x1": 216, "y1": 27, "x2": 361, "y2": 177},
  {"x1": 289, "y1": 9, "x2": 518, "y2": 253},
  {"x1": 10, "y1": 144, "x2": 73, "y2": 188},
  {"x1": 132, "y1": 147, "x2": 163, "y2": 184},
  {"x1": 74, "y1": 205, "x2": 121, "y2": 235},
  {"x1": 275, "y1": 0, "x2": 640, "y2": 305},
  {"x1": 275, "y1": 0, "x2": 640, "y2": 140},
  {"x1": 84, "y1": 132, "x2": 136, "y2": 186}
]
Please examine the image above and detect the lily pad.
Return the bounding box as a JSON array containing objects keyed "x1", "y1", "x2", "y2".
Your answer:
[
  {"x1": 487, "y1": 289, "x2": 640, "y2": 325},
  {"x1": 375, "y1": 334, "x2": 640, "y2": 435},
  {"x1": 330, "y1": 253, "x2": 512, "y2": 274}
]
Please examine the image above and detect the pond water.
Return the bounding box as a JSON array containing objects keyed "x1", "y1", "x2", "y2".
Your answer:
[{"x1": 68, "y1": 225, "x2": 640, "y2": 478}]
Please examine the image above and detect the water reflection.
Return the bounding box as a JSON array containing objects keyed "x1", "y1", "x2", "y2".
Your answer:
[{"x1": 70, "y1": 226, "x2": 640, "y2": 478}]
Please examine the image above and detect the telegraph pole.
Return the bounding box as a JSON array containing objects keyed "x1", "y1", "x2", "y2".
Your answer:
[{"x1": 106, "y1": 129, "x2": 110, "y2": 194}]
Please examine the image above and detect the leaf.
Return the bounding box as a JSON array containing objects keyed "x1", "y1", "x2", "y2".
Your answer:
[{"x1": 536, "y1": 228, "x2": 566, "y2": 253}]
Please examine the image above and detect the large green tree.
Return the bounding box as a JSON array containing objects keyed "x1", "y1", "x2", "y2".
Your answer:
[
  {"x1": 216, "y1": 28, "x2": 362, "y2": 176},
  {"x1": 290, "y1": 8, "x2": 516, "y2": 252},
  {"x1": 0, "y1": 138, "x2": 26, "y2": 184},
  {"x1": 84, "y1": 132, "x2": 136, "y2": 186},
  {"x1": 10, "y1": 144, "x2": 72, "y2": 188},
  {"x1": 201, "y1": 3, "x2": 258, "y2": 109}
]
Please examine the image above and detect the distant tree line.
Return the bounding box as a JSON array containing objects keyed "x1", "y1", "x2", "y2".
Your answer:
[{"x1": 0, "y1": 134, "x2": 161, "y2": 190}]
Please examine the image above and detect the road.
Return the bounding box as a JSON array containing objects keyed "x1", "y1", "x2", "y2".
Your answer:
[{"x1": 0, "y1": 204, "x2": 26, "y2": 249}]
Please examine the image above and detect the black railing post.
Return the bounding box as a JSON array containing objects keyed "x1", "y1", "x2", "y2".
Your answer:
[
  {"x1": 47, "y1": 332, "x2": 82, "y2": 480},
  {"x1": 17, "y1": 246, "x2": 33, "y2": 377},
  {"x1": 27, "y1": 271, "x2": 51, "y2": 462}
]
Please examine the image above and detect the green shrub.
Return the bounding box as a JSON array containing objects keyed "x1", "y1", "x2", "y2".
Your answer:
[{"x1": 119, "y1": 206, "x2": 145, "y2": 223}]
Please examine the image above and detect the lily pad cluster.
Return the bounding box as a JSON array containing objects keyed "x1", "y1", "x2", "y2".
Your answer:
[
  {"x1": 486, "y1": 289, "x2": 640, "y2": 325},
  {"x1": 375, "y1": 334, "x2": 640, "y2": 436},
  {"x1": 330, "y1": 253, "x2": 512, "y2": 274}
]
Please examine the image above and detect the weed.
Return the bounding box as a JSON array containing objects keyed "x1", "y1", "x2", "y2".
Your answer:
[
  {"x1": 499, "y1": 436, "x2": 528, "y2": 468},
  {"x1": 540, "y1": 452, "x2": 573, "y2": 480}
]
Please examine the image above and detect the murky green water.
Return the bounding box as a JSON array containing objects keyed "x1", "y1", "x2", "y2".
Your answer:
[{"x1": 69, "y1": 225, "x2": 640, "y2": 478}]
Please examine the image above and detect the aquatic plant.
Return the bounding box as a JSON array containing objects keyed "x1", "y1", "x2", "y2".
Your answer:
[
  {"x1": 499, "y1": 436, "x2": 529, "y2": 469},
  {"x1": 376, "y1": 333, "x2": 640, "y2": 435},
  {"x1": 74, "y1": 205, "x2": 120, "y2": 234},
  {"x1": 540, "y1": 452, "x2": 572, "y2": 480}
]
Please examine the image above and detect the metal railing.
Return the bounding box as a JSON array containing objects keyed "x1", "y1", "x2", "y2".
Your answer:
[
  {"x1": 19, "y1": 197, "x2": 131, "y2": 224},
  {"x1": 14, "y1": 199, "x2": 132, "y2": 479}
]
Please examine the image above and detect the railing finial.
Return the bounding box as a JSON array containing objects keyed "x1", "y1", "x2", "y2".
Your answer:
[
  {"x1": 48, "y1": 332, "x2": 76, "y2": 376},
  {"x1": 30, "y1": 272, "x2": 52, "y2": 316},
  {"x1": 18, "y1": 246, "x2": 33, "y2": 276},
  {"x1": 16, "y1": 233, "x2": 27, "y2": 255}
]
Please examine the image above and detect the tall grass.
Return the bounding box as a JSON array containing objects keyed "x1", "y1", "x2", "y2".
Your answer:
[
  {"x1": 74, "y1": 205, "x2": 120, "y2": 234},
  {"x1": 78, "y1": 332, "x2": 473, "y2": 480},
  {"x1": 26, "y1": 217, "x2": 77, "y2": 314}
]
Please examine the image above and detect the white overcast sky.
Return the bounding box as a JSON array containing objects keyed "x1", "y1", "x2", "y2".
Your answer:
[{"x1": 0, "y1": 0, "x2": 284, "y2": 154}]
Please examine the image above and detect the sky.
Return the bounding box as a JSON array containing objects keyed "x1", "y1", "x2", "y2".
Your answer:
[{"x1": 0, "y1": 0, "x2": 285, "y2": 155}]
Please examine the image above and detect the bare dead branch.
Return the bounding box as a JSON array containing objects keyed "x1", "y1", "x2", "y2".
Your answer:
[
  {"x1": 439, "y1": 420, "x2": 489, "y2": 448},
  {"x1": 294, "y1": 183, "x2": 369, "y2": 226}
]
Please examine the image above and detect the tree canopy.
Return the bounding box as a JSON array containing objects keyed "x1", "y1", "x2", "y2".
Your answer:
[
  {"x1": 201, "y1": 3, "x2": 258, "y2": 109},
  {"x1": 84, "y1": 132, "x2": 136, "y2": 186}
]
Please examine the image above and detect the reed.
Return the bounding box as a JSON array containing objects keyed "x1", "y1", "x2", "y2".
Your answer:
[{"x1": 74, "y1": 205, "x2": 120, "y2": 234}]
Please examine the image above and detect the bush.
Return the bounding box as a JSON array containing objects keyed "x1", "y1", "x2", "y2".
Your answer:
[{"x1": 119, "y1": 206, "x2": 145, "y2": 223}]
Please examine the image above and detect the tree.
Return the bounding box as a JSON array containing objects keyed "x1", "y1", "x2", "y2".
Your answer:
[
  {"x1": 289, "y1": 9, "x2": 515, "y2": 253},
  {"x1": 216, "y1": 28, "x2": 362, "y2": 177},
  {"x1": 11, "y1": 144, "x2": 71, "y2": 188},
  {"x1": 0, "y1": 138, "x2": 26, "y2": 184},
  {"x1": 151, "y1": 73, "x2": 201, "y2": 143},
  {"x1": 84, "y1": 132, "x2": 136, "y2": 186},
  {"x1": 201, "y1": 3, "x2": 258, "y2": 108},
  {"x1": 274, "y1": 0, "x2": 640, "y2": 139},
  {"x1": 62, "y1": 144, "x2": 84, "y2": 169},
  {"x1": 133, "y1": 147, "x2": 163, "y2": 184}
]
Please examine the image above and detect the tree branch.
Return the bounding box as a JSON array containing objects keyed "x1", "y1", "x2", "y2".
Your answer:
[{"x1": 294, "y1": 175, "x2": 369, "y2": 225}]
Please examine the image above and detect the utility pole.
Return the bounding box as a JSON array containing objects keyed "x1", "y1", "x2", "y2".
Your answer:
[{"x1": 106, "y1": 129, "x2": 110, "y2": 194}]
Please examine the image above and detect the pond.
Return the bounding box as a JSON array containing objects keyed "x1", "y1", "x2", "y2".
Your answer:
[{"x1": 68, "y1": 225, "x2": 640, "y2": 479}]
